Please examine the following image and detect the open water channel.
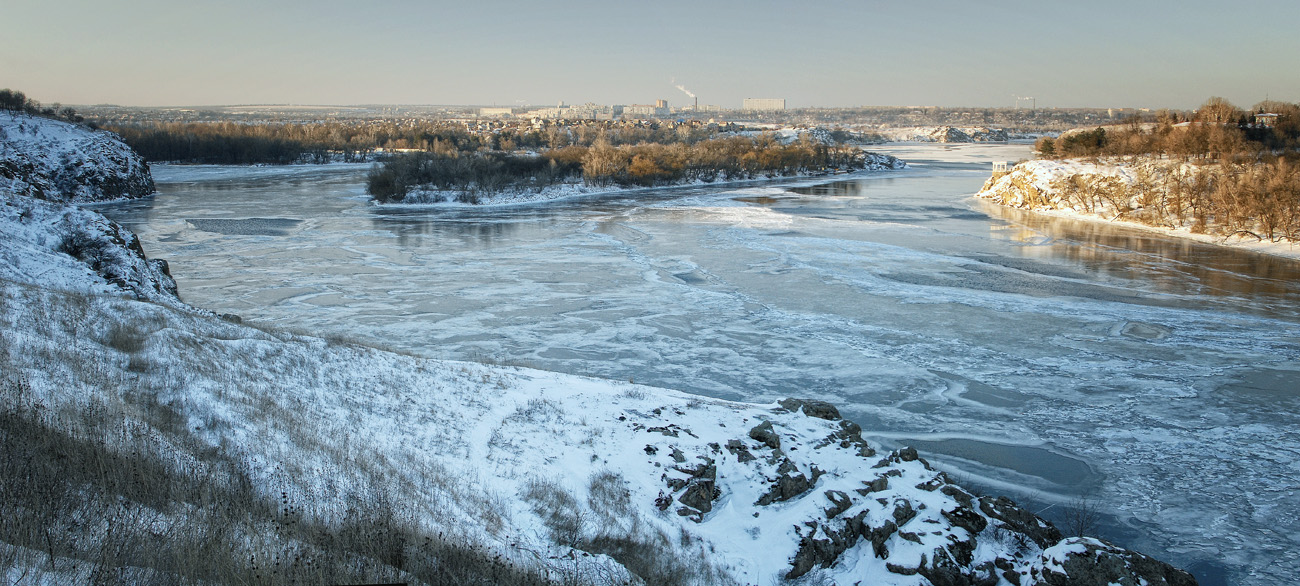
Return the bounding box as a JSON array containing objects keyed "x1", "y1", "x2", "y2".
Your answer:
[{"x1": 102, "y1": 143, "x2": 1300, "y2": 585}]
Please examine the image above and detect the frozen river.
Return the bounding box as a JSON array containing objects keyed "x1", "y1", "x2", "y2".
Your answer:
[{"x1": 103, "y1": 143, "x2": 1300, "y2": 585}]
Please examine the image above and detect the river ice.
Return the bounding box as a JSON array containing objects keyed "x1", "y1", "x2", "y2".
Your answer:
[{"x1": 106, "y1": 144, "x2": 1300, "y2": 585}]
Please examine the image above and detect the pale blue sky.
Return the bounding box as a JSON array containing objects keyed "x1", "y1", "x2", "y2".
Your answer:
[{"x1": 2, "y1": 0, "x2": 1295, "y2": 109}]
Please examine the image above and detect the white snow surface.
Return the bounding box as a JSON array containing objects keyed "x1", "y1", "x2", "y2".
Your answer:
[
  {"x1": 978, "y1": 158, "x2": 1300, "y2": 260},
  {"x1": 0, "y1": 112, "x2": 154, "y2": 202}
]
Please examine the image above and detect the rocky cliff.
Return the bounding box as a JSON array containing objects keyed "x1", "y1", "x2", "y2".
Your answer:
[
  {"x1": 976, "y1": 159, "x2": 1152, "y2": 215},
  {"x1": 0, "y1": 190, "x2": 177, "y2": 303},
  {"x1": 1, "y1": 111, "x2": 155, "y2": 203}
]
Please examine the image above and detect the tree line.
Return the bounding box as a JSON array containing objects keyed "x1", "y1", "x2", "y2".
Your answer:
[
  {"x1": 1035, "y1": 97, "x2": 1300, "y2": 160},
  {"x1": 368, "y1": 135, "x2": 870, "y2": 203},
  {"x1": 0, "y1": 88, "x2": 86, "y2": 124},
  {"x1": 97, "y1": 119, "x2": 737, "y2": 165}
]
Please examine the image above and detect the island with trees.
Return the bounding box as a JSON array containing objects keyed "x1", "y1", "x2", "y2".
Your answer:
[{"x1": 366, "y1": 133, "x2": 904, "y2": 205}]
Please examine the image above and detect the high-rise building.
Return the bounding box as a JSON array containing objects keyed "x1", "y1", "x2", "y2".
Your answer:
[{"x1": 743, "y1": 98, "x2": 786, "y2": 111}]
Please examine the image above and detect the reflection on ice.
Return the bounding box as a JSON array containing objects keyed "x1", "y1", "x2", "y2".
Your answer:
[
  {"x1": 99, "y1": 144, "x2": 1300, "y2": 586},
  {"x1": 981, "y1": 199, "x2": 1300, "y2": 312}
]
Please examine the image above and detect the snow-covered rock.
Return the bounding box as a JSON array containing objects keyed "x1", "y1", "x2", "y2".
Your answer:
[
  {"x1": 885, "y1": 126, "x2": 1009, "y2": 143},
  {"x1": 0, "y1": 190, "x2": 176, "y2": 303},
  {"x1": 976, "y1": 158, "x2": 1140, "y2": 214},
  {"x1": 1037, "y1": 538, "x2": 1197, "y2": 586},
  {"x1": 1, "y1": 111, "x2": 154, "y2": 202}
]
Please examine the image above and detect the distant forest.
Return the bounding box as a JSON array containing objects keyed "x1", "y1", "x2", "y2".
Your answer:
[
  {"x1": 99, "y1": 120, "x2": 732, "y2": 165},
  {"x1": 1035, "y1": 98, "x2": 1300, "y2": 160},
  {"x1": 368, "y1": 136, "x2": 871, "y2": 204}
]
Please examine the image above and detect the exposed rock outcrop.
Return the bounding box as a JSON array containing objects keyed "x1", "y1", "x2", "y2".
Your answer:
[
  {"x1": 1038, "y1": 538, "x2": 1197, "y2": 586},
  {"x1": 1, "y1": 117, "x2": 174, "y2": 302},
  {"x1": 885, "y1": 126, "x2": 1009, "y2": 143},
  {"x1": 0, "y1": 191, "x2": 177, "y2": 302},
  {"x1": 1, "y1": 112, "x2": 154, "y2": 203},
  {"x1": 637, "y1": 397, "x2": 1197, "y2": 585}
]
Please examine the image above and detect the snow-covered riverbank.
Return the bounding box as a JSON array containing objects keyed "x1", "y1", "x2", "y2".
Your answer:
[
  {"x1": 0, "y1": 115, "x2": 1199, "y2": 585},
  {"x1": 977, "y1": 158, "x2": 1300, "y2": 260},
  {"x1": 1, "y1": 188, "x2": 1199, "y2": 585}
]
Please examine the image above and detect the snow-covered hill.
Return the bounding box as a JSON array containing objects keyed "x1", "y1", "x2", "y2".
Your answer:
[
  {"x1": 883, "y1": 126, "x2": 1010, "y2": 143},
  {"x1": 1, "y1": 111, "x2": 154, "y2": 202},
  {"x1": 0, "y1": 190, "x2": 176, "y2": 303},
  {"x1": 1, "y1": 133, "x2": 1197, "y2": 584}
]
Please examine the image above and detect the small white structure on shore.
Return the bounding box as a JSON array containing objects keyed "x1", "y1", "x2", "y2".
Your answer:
[{"x1": 992, "y1": 161, "x2": 1009, "y2": 173}]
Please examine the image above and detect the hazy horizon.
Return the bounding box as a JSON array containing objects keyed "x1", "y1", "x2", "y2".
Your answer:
[{"x1": 4, "y1": 0, "x2": 1298, "y2": 111}]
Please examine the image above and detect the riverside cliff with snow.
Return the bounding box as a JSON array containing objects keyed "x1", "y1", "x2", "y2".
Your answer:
[
  {"x1": 1, "y1": 121, "x2": 1197, "y2": 585},
  {"x1": 1, "y1": 112, "x2": 155, "y2": 203},
  {"x1": 884, "y1": 126, "x2": 1010, "y2": 143},
  {"x1": 976, "y1": 157, "x2": 1300, "y2": 259}
]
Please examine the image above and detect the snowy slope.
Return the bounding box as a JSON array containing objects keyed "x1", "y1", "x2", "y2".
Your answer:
[
  {"x1": 1, "y1": 146, "x2": 1195, "y2": 584},
  {"x1": 0, "y1": 190, "x2": 176, "y2": 303},
  {"x1": 0, "y1": 111, "x2": 154, "y2": 202}
]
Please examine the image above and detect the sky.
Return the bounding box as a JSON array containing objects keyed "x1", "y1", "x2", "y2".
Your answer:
[{"x1": 3, "y1": 0, "x2": 1297, "y2": 110}]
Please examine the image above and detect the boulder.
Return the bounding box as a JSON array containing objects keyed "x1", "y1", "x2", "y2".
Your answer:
[
  {"x1": 724, "y1": 439, "x2": 756, "y2": 463},
  {"x1": 756, "y1": 471, "x2": 812, "y2": 506},
  {"x1": 748, "y1": 420, "x2": 781, "y2": 450},
  {"x1": 823, "y1": 490, "x2": 852, "y2": 519},
  {"x1": 778, "y1": 398, "x2": 842, "y2": 420},
  {"x1": 1039, "y1": 538, "x2": 1198, "y2": 586},
  {"x1": 979, "y1": 496, "x2": 1063, "y2": 549}
]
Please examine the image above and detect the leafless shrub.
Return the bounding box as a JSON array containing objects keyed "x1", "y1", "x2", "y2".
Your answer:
[
  {"x1": 103, "y1": 323, "x2": 147, "y2": 353},
  {"x1": 587, "y1": 471, "x2": 633, "y2": 520},
  {"x1": 524, "y1": 479, "x2": 586, "y2": 548},
  {"x1": 619, "y1": 387, "x2": 647, "y2": 400},
  {"x1": 1062, "y1": 494, "x2": 1103, "y2": 538}
]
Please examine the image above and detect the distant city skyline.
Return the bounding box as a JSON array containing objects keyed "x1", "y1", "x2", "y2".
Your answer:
[{"x1": 3, "y1": 0, "x2": 1297, "y2": 111}]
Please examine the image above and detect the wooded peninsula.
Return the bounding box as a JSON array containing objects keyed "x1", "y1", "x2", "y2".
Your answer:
[{"x1": 1009, "y1": 98, "x2": 1300, "y2": 243}]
